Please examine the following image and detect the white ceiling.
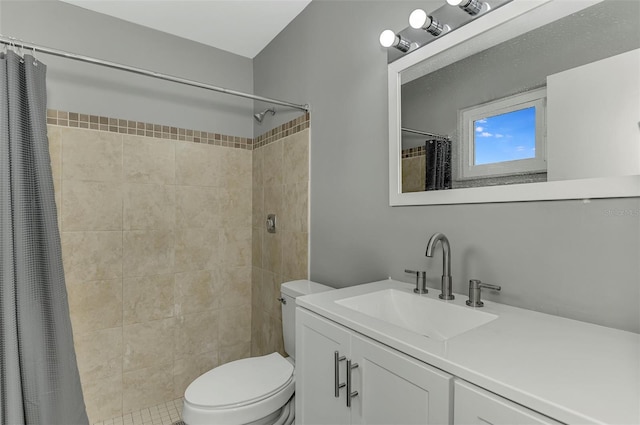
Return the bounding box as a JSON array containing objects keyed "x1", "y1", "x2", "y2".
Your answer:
[{"x1": 59, "y1": 0, "x2": 312, "y2": 58}]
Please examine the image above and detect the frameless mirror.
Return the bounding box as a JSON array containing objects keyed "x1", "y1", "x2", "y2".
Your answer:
[{"x1": 388, "y1": 0, "x2": 640, "y2": 205}]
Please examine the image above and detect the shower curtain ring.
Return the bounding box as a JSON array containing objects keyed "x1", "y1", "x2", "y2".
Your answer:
[{"x1": 32, "y1": 46, "x2": 38, "y2": 66}]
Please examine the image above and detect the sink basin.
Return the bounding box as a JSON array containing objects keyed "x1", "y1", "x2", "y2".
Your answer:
[{"x1": 334, "y1": 289, "x2": 497, "y2": 341}]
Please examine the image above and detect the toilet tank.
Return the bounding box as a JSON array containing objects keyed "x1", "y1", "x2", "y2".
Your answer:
[{"x1": 280, "y1": 280, "x2": 333, "y2": 360}]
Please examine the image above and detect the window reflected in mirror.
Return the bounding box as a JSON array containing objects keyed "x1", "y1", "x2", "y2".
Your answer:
[
  {"x1": 474, "y1": 108, "x2": 536, "y2": 165},
  {"x1": 461, "y1": 88, "x2": 546, "y2": 181}
]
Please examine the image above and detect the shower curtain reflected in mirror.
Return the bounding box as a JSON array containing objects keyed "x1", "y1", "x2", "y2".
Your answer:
[
  {"x1": 425, "y1": 138, "x2": 451, "y2": 191},
  {"x1": 0, "y1": 50, "x2": 88, "y2": 424}
]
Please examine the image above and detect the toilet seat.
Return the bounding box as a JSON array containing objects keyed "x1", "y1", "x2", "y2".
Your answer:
[
  {"x1": 186, "y1": 352, "x2": 293, "y2": 408},
  {"x1": 182, "y1": 353, "x2": 295, "y2": 425}
]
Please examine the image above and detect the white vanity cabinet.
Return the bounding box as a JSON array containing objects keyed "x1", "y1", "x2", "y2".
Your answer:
[
  {"x1": 296, "y1": 308, "x2": 453, "y2": 425},
  {"x1": 296, "y1": 280, "x2": 639, "y2": 424},
  {"x1": 453, "y1": 381, "x2": 562, "y2": 425}
]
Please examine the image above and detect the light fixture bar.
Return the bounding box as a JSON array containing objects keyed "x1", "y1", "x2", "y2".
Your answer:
[{"x1": 381, "y1": 0, "x2": 507, "y2": 63}]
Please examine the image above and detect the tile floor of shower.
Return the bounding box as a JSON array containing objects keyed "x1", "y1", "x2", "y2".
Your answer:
[{"x1": 92, "y1": 398, "x2": 184, "y2": 425}]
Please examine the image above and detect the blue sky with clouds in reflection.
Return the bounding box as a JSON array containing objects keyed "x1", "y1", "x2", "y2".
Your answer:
[{"x1": 474, "y1": 107, "x2": 536, "y2": 165}]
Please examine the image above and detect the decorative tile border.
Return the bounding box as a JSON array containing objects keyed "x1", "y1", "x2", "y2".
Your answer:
[
  {"x1": 46, "y1": 109, "x2": 310, "y2": 151},
  {"x1": 253, "y1": 112, "x2": 310, "y2": 149},
  {"x1": 402, "y1": 146, "x2": 426, "y2": 159}
]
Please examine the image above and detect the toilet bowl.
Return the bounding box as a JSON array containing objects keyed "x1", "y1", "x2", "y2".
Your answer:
[
  {"x1": 182, "y1": 353, "x2": 295, "y2": 425},
  {"x1": 182, "y1": 280, "x2": 334, "y2": 425}
]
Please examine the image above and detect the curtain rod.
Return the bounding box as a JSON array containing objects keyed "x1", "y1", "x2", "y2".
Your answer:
[
  {"x1": 0, "y1": 35, "x2": 310, "y2": 112},
  {"x1": 401, "y1": 127, "x2": 448, "y2": 140}
]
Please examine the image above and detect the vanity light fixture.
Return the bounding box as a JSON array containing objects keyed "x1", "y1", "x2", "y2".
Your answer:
[
  {"x1": 409, "y1": 9, "x2": 449, "y2": 36},
  {"x1": 446, "y1": 0, "x2": 490, "y2": 16},
  {"x1": 379, "y1": 29, "x2": 412, "y2": 52}
]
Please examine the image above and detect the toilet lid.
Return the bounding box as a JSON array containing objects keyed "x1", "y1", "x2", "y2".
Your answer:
[{"x1": 185, "y1": 352, "x2": 294, "y2": 408}]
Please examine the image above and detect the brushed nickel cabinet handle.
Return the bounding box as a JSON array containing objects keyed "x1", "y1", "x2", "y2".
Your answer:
[
  {"x1": 334, "y1": 351, "x2": 346, "y2": 398},
  {"x1": 346, "y1": 359, "x2": 359, "y2": 407}
]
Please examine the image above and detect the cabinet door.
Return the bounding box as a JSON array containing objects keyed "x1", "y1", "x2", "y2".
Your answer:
[
  {"x1": 350, "y1": 334, "x2": 453, "y2": 425},
  {"x1": 296, "y1": 308, "x2": 352, "y2": 425},
  {"x1": 454, "y1": 380, "x2": 562, "y2": 425}
]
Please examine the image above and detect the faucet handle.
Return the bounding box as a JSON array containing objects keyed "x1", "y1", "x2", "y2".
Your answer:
[
  {"x1": 466, "y1": 279, "x2": 501, "y2": 307},
  {"x1": 404, "y1": 269, "x2": 428, "y2": 294}
]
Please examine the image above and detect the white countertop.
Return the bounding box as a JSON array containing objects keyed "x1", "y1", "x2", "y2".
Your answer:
[{"x1": 296, "y1": 279, "x2": 640, "y2": 425}]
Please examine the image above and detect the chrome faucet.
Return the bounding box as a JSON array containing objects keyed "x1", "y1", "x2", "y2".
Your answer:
[{"x1": 426, "y1": 232, "x2": 454, "y2": 300}]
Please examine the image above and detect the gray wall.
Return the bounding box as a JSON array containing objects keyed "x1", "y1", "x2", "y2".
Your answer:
[
  {"x1": 254, "y1": 0, "x2": 640, "y2": 333},
  {"x1": 2, "y1": 0, "x2": 638, "y2": 333},
  {"x1": 1, "y1": 0, "x2": 254, "y2": 138}
]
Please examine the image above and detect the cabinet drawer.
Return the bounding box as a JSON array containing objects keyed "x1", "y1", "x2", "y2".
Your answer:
[{"x1": 454, "y1": 380, "x2": 562, "y2": 425}]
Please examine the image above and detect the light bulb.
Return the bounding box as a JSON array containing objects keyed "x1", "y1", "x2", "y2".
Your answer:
[
  {"x1": 379, "y1": 30, "x2": 412, "y2": 52},
  {"x1": 379, "y1": 30, "x2": 397, "y2": 48},
  {"x1": 447, "y1": 0, "x2": 463, "y2": 5},
  {"x1": 409, "y1": 9, "x2": 428, "y2": 29}
]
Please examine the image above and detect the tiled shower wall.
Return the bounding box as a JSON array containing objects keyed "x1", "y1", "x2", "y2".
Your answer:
[
  {"x1": 251, "y1": 118, "x2": 310, "y2": 356},
  {"x1": 402, "y1": 147, "x2": 426, "y2": 193},
  {"x1": 47, "y1": 112, "x2": 254, "y2": 423}
]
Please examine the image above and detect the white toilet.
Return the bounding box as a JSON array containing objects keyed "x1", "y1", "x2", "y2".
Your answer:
[{"x1": 182, "y1": 279, "x2": 334, "y2": 425}]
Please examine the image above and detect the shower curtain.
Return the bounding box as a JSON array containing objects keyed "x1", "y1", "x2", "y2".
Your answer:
[
  {"x1": 0, "y1": 50, "x2": 89, "y2": 424},
  {"x1": 425, "y1": 138, "x2": 452, "y2": 191}
]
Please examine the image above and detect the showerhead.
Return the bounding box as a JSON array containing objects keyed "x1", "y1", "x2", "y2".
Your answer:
[{"x1": 254, "y1": 107, "x2": 276, "y2": 123}]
